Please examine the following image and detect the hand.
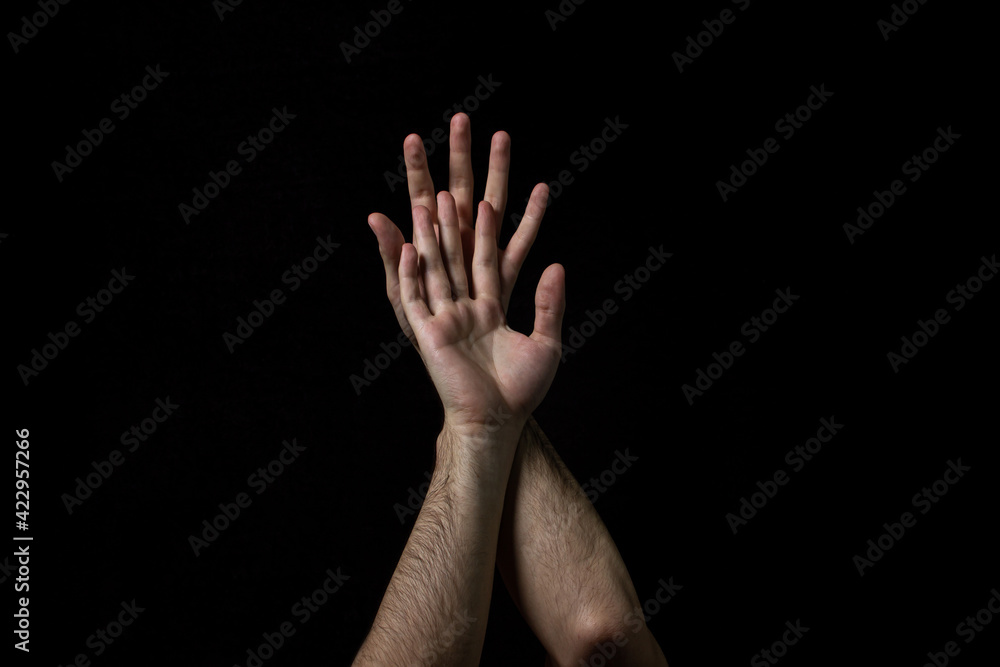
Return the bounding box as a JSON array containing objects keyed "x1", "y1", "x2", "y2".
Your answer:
[
  {"x1": 368, "y1": 113, "x2": 551, "y2": 350},
  {"x1": 398, "y1": 192, "x2": 565, "y2": 442}
]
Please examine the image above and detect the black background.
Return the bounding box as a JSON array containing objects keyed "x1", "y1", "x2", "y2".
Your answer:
[{"x1": 5, "y1": 0, "x2": 997, "y2": 665}]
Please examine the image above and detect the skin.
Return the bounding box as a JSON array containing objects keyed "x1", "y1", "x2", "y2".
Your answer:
[{"x1": 359, "y1": 113, "x2": 668, "y2": 666}]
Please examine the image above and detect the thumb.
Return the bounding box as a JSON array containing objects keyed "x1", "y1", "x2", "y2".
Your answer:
[
  {"x1": 530, "y1": 263, "x2": 566, "y2": 346},
  {"x1": 368, "y1": 212, "x2": 405, "y2": 283}
]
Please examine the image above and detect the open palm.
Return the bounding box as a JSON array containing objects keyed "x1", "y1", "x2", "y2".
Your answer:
[
  {"x1": 400, "y1": 197, "x2": 564, "y2": 438},
  {"x1": 368, "y1": 113, "x2": 552, "y2": 351}
]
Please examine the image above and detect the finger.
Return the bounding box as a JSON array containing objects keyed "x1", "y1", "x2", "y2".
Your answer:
[
  {"x1": 381, "y1": 212, "x2": 426, "y2": 305},
  {"x1": 472, "y1": 201, "x2": 501, "y2": 301},
  {"x1": 368, "y1": 211, "x2": 415, "y2": 332},
  {"x1": 437, "y1": 191, "x2": 469, "y2": 298},
  {"x1": 460, "y1": 220, "x2": 476, "y2": 288},
  {"x1": 529, "y1": 263, "x2": 566, "y2": 346},
  {"x1": 483, "y1": 131, "x2": 511, "y2": 238},
  {"x1": 448, "y1": 113, "x2": 475, "y2": 227},
  {"x1": 499, "y1": 182, "x2": 548, "y2": 308},
  {"x1": 413, "y1": 205, "x2": 453, "y2": 312},
  {"x1": 369, "y1": 213, "x2": 426, "y2": 350},
  {"x1": 405, "y1": 134, "x2": 437, "y2": 221},
  {"x1": 368, "y1": 212, "x2": 404, "y2": 292},
  {"x1": 399, "y1": 243, "x2": 432, "y2": 327}
]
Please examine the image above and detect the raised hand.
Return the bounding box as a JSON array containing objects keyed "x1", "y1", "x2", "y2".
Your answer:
[
  {"x1": 398, "y1": 193, "x2": 564, "y2": 441},
  {"x1": 353, "y1": 187, "x2": 564, "y2": 667},
  {"x1": 368, "y1": 112, "x2": 551, "y2": 349}
]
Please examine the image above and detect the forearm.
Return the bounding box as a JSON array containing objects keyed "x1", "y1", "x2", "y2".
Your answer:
[
  {"x1": 354, "y1": 427, "x2": 518, "y2": 666},
  {"x1": 497, "y1": 417, "x2": 667, "y2": 666}
]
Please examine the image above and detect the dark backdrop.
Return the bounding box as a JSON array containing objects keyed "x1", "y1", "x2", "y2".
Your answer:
[{"x1": 6, "y1": 1, "x2": 996, "y2": 665}]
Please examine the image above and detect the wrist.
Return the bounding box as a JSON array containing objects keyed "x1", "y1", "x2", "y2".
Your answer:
[
  {"x1": 440, "y1": 406, "x2": 526, "y2": 448},
  {"x1": 435, "y1": 422, "x2": 521, "y2": 494}
]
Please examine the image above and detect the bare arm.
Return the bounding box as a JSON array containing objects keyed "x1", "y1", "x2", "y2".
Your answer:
[
  {"x1": 497, "y1": 417, "x2": 669, "y2": 666},
  {"x1": 353, "y1": 427, "x2": 517, "y2": 666},
  {"x1": 367, "y1": 115, "x2": 665, "y2": 664},
  {"x1": 358, "y1": 192, "x2": 565, "y2": 664}
]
